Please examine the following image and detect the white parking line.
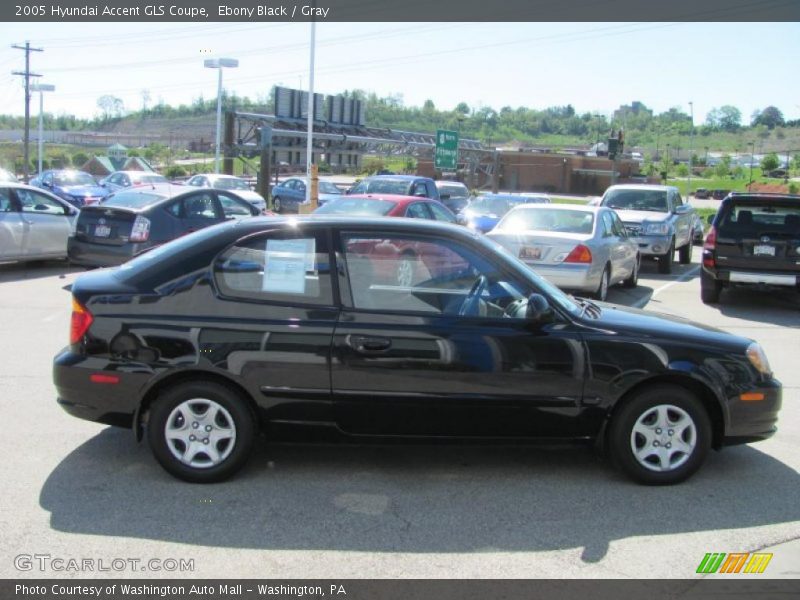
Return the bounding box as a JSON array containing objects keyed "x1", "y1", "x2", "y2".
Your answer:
[{"x1": 633, "y1": 265, "x2": 700, "y2": 309}]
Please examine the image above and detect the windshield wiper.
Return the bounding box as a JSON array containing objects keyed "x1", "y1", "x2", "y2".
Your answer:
[{"x1": 571, "y1": 295, "x2": 602, "y2": 318}]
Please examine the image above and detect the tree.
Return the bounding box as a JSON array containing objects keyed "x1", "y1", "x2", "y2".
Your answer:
[
  {"x1": 454, "y1": 102, "x2": 470, "y2": 116},
  {"x1": 751, "y1": 106, "x2": 785, "y2": 129},
  {"x1": 705, "y1": 105, "x2": 741, "y2": 131},
  {"x1": 71, "y1": 152, "x2": 89, "y2": 168},
  {"x1": 760, "y1": 152, "x2": 780, "y2": 173},
  {"x1": 96, "y1": 95, "x2": 124, "y2": 120}
]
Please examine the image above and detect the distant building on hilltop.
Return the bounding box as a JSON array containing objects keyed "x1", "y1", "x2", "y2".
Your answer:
[{"x1": 81, "y1": 144, "x2": 157, "y2": 177}]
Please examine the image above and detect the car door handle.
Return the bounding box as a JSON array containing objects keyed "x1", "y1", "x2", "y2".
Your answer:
[{"x1": 347, "y1": 335, "x2": 392, "y2": 354}]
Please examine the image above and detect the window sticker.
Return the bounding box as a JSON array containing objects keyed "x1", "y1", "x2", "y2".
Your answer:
[{"x1": 262, "y1": 238, "x2": 316, "y2": 294}]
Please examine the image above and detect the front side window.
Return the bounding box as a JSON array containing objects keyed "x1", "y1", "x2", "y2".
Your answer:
[
  {"x1": 428, "y1": 202, "x2": 456, "y2": 223},
  {"x1": 217, "y1": 192, "x2": 255, "y2": 219},
  {"x1": 16, "y1": 189, "x2": 69, "y2": 215},
  {"x1": 214, "y1": 231, "x2": 333, "y2": 305},
  {"x1": 341, "y1": 233, "x2": 531, "y2": 319},
  {"x1": 182, "y1": 192, "x2": 219, "y2": 220}
]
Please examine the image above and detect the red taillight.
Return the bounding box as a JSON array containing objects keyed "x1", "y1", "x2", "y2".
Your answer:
[
  {"x1": 564, "y1": 244, "x2": 593, "y2": 263},
  {"x1": 90, "y1": 374, "x2": 119, "y2": 384},
  {"x1": 703, "y1": 225, "x2": 717, "y2": 268},
  {"x1": 129, "y1": 215, "x2": 150, "y2": 243},
  {"x1": 70, "y1": 298, "x2": 93, "y2": 345}
]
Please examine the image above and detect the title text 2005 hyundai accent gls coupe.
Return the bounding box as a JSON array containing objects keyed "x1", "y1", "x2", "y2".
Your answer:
[{"x1": 53, "y1": 217, "x2": 781, "y2": 485}]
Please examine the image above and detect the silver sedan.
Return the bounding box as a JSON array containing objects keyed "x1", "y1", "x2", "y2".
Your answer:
[
  {"x1": 0, "y1": 183, "x2": 78, "y2": 263},
  {"x1": 487, "y1": 204, "x2": 640, "y2": 301}
]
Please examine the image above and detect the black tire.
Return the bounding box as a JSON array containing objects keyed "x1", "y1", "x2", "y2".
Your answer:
[
  {"x1": 608, "y1": 384, "x2": 711, "y2": 485},
  {"x1": 679, "y1": 240, "x2": 692, "y2": 265},
  {"x1": 700, "y1": 271, "x2": 722, "y2": 304},
  {"x1": 593, "y1": 265, "x2": 610, "y2": 301},
  {"x1": 147, "y1": 381, "x2": 256, "y2": 483},
  {"x1": 272, "y1": 196, "x2": 283, "y2": 214},
  {"x1": 658, "y1": 240, "x2": 675, "y2": 274},
  {"x1": 622, "y1": 254, "x2": 640, "y2": 289}
]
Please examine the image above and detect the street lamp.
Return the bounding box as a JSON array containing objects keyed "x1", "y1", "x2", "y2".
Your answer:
[
  {"x1": 687, "y1": 101, "x2": 694, "y2": 198},
  {"x1": 204, "y1": 57, "x2": 238, "y2": 174},
  {"x1": 30, "y1": 83, "x2": 54, "y2": 175}
]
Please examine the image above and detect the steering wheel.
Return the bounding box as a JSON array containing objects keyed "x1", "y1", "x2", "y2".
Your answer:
[{"x1": 459, "y1": 275, "x2": 489, "y2": 316}]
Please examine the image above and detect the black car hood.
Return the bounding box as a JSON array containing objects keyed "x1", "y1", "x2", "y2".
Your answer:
[{"x1": 581, "y1": 301, "x2": 751, "y2": 351}]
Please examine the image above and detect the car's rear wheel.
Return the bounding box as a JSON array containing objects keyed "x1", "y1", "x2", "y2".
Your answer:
[
  {"x1": 147, "y1": 381, "x2": 256, "y2": 483},
  {"x1": 273, "y1": 196, "x2": 283, "y2": 213},
  {"x1": 622, "y1": 254, "x2": 639, "y2": 288},
  {"x1": 594, "y1": 265, "x2": 610, "y2": 301},
  {"x1": 608, "y1": 384, "x2": 711, "y2": 485},
  {"x1": 658, "y1": 240, "x2": 674, "y2": 274},
  {"x1": 700, "y1": 271, "x2": 722, "y2": 304},
  {"x1": 679, "y1": 240, "x2": 692, "y2": 264}
]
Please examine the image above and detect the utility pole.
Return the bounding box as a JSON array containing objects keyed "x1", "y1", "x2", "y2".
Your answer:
[{"x1": 11, "y1": 41, "x2": 43, "y2": 182}]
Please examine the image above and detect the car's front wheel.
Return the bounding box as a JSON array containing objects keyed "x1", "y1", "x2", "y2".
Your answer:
[
  {"x1": 658, "y1": 240, "x2": 675, "y2": 274},
  {"x1": 679, "y1": 240, "x2": 692, "y2": 264},
  {"x1": 608, "y1": 384, "x2": 711, "y2": 485},
  {"x1": 147, "y1": 381, "x2": 256, "y2": 483},
  {"x1": 622, "y1": 254, "x2": 639, "y2": 288}
]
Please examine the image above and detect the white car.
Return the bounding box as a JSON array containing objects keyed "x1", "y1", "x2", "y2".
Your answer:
[
  {"x1": 0, "y1": 183, "x2": 78, "y2": 263},
  {"x1": 185, "y1": 174, "x2": 267, "y2": 214},
  {"x1": 488, "y1": 204, "x2": 640, "y2": 301}
]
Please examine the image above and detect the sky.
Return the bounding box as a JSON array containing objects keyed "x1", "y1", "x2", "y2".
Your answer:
[{"x1": 1, "y1": 22, "x2": 798, "y2": 125}]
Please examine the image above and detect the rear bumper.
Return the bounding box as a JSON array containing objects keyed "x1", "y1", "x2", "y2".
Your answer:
[
  {"x1": 68, "y1": 237, "x2": 143, "y2": 267},
  {"x1": 703, "y1": 265, "x2": 799, "y2": 288},
  {"x1": 53, "y1": 348, "x2": 145, "y2": 428},
  {"x1": 522, "y1": 262, "x2": 600, "y2": 293},
  {"x1": 723, "y1": 378, "x2": 782, "y2": 445}
]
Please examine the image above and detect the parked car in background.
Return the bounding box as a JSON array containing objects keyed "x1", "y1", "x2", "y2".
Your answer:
[
  {"x1": 68, "y1": 184, "x2": 259, "y2": 267},
  {"x1": 600, "y1": 184, "x2": 695, "y2": 274},
  {"x1": 270, "y1": 177, "x2": 344, "y2": 213},
  {"x1": 701, "y1": 192, "x2": 800, "y2": 304},
  {"x1": 459, "y1": 193, "x2": 550, "y2": 233},
  {"x1": 694, "y1": 188, "x2": 710, "y2": 199},
  {"x1": 100, "y1": 171, "x2": 168, "y2": 193},
  {"x1": 54, "y1": 216, "x2": 781, "y2": 485},
  {"x1": 488, "y1": 204, "x2": 639, "y2": 300},
  {"x1": 711, "y1": 189, "x2": 730, "y2": 200},
  {"x1": 185, "y1": 173, "x2": 267, "y2": 213},
  {"x1": 435, "y1": 180, "x2": 471, "y2": 214},
  {"x1": 313, "y1": 194, "x2": 456, "y2": 223},
  {"x1": 0, "y1": 167, "x2": 17, "y2": 182},
  {"x1": 30, "y1": 169, "x2": 109, "y2": 208},
  {"x1": 347, "y1": 175, "x2": 440, "y2": 201},
  {"x1": 0, "y1": 182, "x2": 78, "y2": 263}
]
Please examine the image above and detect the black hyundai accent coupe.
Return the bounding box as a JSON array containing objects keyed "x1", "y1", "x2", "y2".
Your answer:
[{"x1": 53, "y1": 217, "x2": 781, "y2": 485}]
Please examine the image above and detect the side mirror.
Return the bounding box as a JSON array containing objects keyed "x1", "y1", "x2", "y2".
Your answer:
[
  {"x1": 674, "y1": 205, "x2": 691, "y2": 215},
  {"x1": 526, "y1": 293, "x2": 554, "y2": 323}
]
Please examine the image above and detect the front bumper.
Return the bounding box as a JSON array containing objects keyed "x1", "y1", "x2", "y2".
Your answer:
[
  {"x1": 723, "y1": 378, "x2": 782, "y2": 445},
  {"x1": 629, "y1": 233, "x2": 672, "y2": 257}
]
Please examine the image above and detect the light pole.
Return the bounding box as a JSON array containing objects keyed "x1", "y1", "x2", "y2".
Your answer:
[
  {"x1": 687, "y1": 101, "x2": 694, "y2": 197},
  {"x1": 305, "y1": 19, "x2": 316, "y2": 206},
  {"x1": 204, "y1": 57, "x2": 238, "y2": 174},
  {"x1": 748, "y1": 141, "x2": 756, "y2": 191},
  {"x1": 31, "y1": 83, "x2": 54, "y2": 175}
]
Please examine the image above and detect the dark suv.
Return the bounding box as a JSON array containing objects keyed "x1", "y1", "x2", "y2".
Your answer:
[{"x1": 701, "y1": 193, "x2": 800, "y2": 303}]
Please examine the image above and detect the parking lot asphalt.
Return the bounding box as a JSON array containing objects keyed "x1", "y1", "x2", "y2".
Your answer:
[{"x1": 0, "y1": 255, "x2": 798, "y2": 579}]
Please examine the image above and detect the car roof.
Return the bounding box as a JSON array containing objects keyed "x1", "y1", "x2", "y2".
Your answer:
[
  {"x1": 605, "y1": 184, "x2": 678, "y2": 192},
  {"x1": 508, "y1": 203, "x2": 602, "y2": 213},
  {"x1": 345, "y1": 193, "x2": 428, "y2": 205},
  {"x1": 362, "y1": 175, "x2": 430, "y2": 181},
  {"x1": 725, "y1": 192, "x2": 800, "y2": 202},
  {"x1": 109, "y1": 170, "x2": 165, "y2": 176},
  {"x1": 105, "y1": 183, "x2": 194, "y2": 202},
  {"x1": 436, "y1": 180, "x2": 468, "y2": 187}
]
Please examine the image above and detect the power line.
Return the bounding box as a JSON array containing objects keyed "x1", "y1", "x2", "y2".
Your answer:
[{"x1": 11, "y1": 41, "x2": 43, "y2": 182}]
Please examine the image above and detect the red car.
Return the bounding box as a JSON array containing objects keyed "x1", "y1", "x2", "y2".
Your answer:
[{"x1": 314, "y1": 194, "x2": 466, "y2": 287}]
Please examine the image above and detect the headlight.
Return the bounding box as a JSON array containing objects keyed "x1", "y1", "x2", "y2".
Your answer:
[
  {"x1": 643, "y1": 222, "x2": 670, "y2": 235},
  {"x1": 746, "y1": 342, "x2": 772, "y2": 376}
]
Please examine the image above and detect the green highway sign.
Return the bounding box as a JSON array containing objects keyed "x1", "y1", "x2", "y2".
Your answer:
[{"x1": 434, "y1": 129, "x2": 459, "y2": 170}]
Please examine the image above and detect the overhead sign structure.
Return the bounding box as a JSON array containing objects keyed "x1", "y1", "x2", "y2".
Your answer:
[{"x1": 435, "y1": 129, "x2": 459, "y2": 170}]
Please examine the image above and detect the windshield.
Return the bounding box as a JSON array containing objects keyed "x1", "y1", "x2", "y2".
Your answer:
[
  {"x1": 603, "y1": 189, "x2": 668, "y2": 212},
  {"x1": 438, "y1": 184, "x2": 469, "y2": 198},
  {"x1": 213, "y1": 177, "x2": 250, "y2": 191},
  {"x1": 477, "y1": 234, "x2": 581, "y2": 316},
  {"x1": 53, "y1": 171, "x2": 97, "y2": 186},
  {"x1": 497, "y1": 208, "x2": 594, "y2": 234},
  {"x1": 102, "y1": 191, "x2": 167, "y2": 208},
  {"x1": 467, "y1": 196, "x2": 520, "y2": 216},
  {"x1": 319, "y1": 182, "x2": 342, "y2": 195},
  {"x1": 349, "y1": 178, "x2": 412, "y2": 195},
  {"x1": 314, "y1": 198, "x2": 396, "y2": 216},
  {"x1": 132, "y1": 174, "x2": 168, "y2": 184}
]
